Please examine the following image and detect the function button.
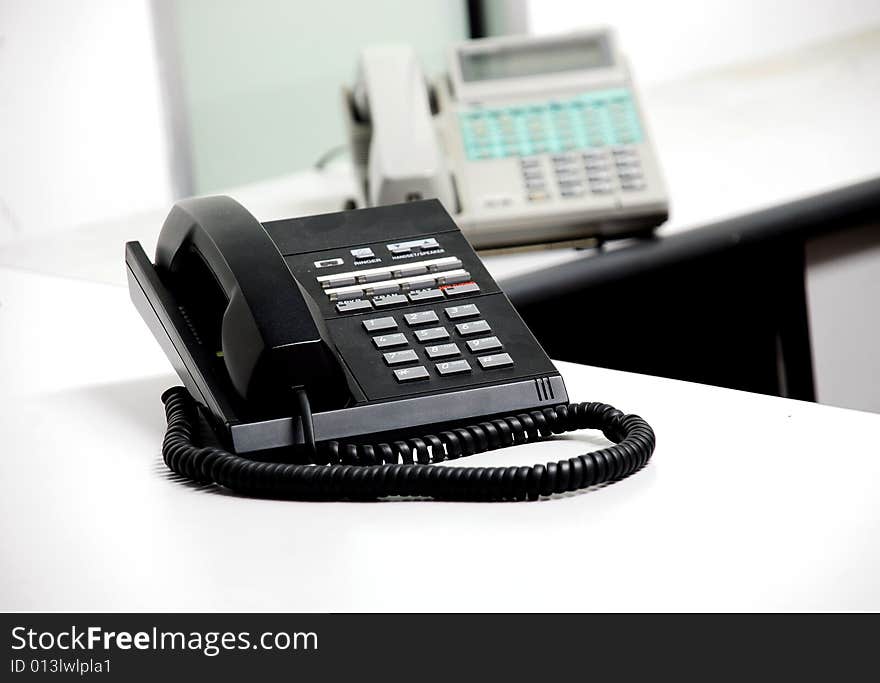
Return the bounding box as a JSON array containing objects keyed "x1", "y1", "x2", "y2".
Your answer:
[
  {"x1": 611, "y1": 146, "x2": 638, "y2": 162},
  {"x1": 617, "y1": 168, "x2": 644, "y2": 181},
  {"x1": 331, "y1": 286, "x2": 367, "y2": 301},
  {"x1": 394, "y1": 264, "x2": 429, "y2": 278},
  {"x1": 362, "y1": 316, "x2": 397, "y2": 333},
  {"x1": 435, "y1": 359, "x2": 472, "y2": 376},
  {"x1": 455, "y1": 320, "x2": 491, "y2": 337},
  {"x1": 444, "y1": 282, "x2": 480, "y2": 297},
  {"x1": 407, "y1": 275, "x2": 439, "y2": 290},
  {"x1": 437, "y1": 271, "x2": 471, "y2": 286},
  {"x1": 444, "y1": 304, "x2": 479, "y2": 320},
  {"x1": 425, "y1": 343, "x2": 460, "y2": 359},
  {"x1": 414, "y1": 327, "x2": 450, "y2": 343},
  {"x1": 587, "y1": 172, "x2": 612, "y2": 183},
  {"x1": 320, "y1": 273, "x2": 357, "y2": 289},
  {"x1": 350, "y1": 247, "x2": 375, "y2": 260},
  {"x1": 409, "y1": 288, "x2": 444, "y2": 302},
  {"x1": 387, "y1": 238, "x2": 440, "y2": 255},
  {"x1": 477, "y1": 353, "x2": 514, "y2": 370},
  {"x1": 466, "y1": 336, "x2": 502, "y2": 353},
  {"x1": 394, "y1": 366, "x2": 429, "y2": 383},
  {"x1": 561, "y1": 187, "x2": 586, "y2": 198},
  {"x1": 369, "y1": 282, "x2": 400, "y2": 297},
  {"x1": 373, "y1": 294, "x2": 408, "y2": 308},
  {"x1": 416, "y1": 238, "x2": 440, "y2": 251},
  {"x1": 360, "y1": 271, "x2": 393, "y2": 284},
  {"x1": 336, "y1": 299, "x2": 372, "y2": 313},
  {"x1": 404, "y1": 310, "x2": 439, "y2": 327},
  {"x1": 314, "y1": 257, "x2": 344, "y2": 269},
  {"x1": 426, "y1": 256, "x2": 463, "y2": 272},
  {"x1": 372, "y1": 333, "x2": 408, "y2": 349},
  {"x1": 384, "y1": 349, "x2": 419, "y2": 366}
]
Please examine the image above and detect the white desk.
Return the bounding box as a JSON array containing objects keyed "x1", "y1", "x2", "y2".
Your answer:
[{"x1": 2, "y1": 266, "x2": 879, "y2": 611}]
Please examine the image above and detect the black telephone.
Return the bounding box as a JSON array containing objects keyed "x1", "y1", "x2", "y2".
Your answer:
[{"x1": 126, "y1": 196, "x2": 654, "y2": 500}]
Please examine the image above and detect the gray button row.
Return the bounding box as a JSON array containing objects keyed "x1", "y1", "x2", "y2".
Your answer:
[{"x1": 336, "y1": 284, "x2": 478, "y2": 314}]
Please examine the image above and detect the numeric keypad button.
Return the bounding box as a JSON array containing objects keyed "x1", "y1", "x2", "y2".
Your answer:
[{"x1": 455, "y1": 320, "x2": 491, "y2": 337}]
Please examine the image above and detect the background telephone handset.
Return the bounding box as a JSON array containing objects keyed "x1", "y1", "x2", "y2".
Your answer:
[
  {"x1": 126, "y1": 196, "x2": 655, "y2": 501},
  {"x1": 344, "y1": 29, "x2": 669, "y2": 250},
  {"x1": 346, "y1": 44, "x2": 455, "y2": 209}
]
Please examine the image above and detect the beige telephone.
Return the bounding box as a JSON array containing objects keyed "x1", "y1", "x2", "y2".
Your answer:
[{"x1": 343, "y1": 30, "x2": 668, "y2": 250}]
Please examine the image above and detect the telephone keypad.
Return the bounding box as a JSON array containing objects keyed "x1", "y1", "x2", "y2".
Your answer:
[
  {"x1": 414, "y1": 327, "x2": 450, "y2": 343},
  {"x1": 404, "y1": 311, "x2": 439, "y2": 327},
  {"x1": 362, "y1": 316, "x2": 397, "y2": 332},
  {"x1": 466, "y1": 336, "x2": 502, "y2": 353},
  {"x1": 373, "y1": 333, "x2": 408, "y2": 349},
  {"x1": 477, "y1": 353, "x2": 514, "y2": 370},
  {"x1": 384, "y1": 349, "x2": 419, "y2": 366},
  {"x1": 455, "y1": 320, "x2": 491, "y2": 337},
  {"x1": 425, "y1": 343, "x2": 460, "y2": 359},
  {"x1": 444, "y1": 304, "x2": 479, "y2": 320},
  {"x1": 394, "y1": 366, "x2": 429, "y2": 383},
  {"x1": 435, "y1": 359, "x2": 472, "y2": 377}
]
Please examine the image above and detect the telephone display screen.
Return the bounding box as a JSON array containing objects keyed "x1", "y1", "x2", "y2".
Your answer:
[{"x1": 459, "y1": 36, "x2": 611, "y2": 83}]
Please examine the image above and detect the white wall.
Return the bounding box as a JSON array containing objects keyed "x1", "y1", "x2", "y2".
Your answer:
[
  {"x1": 0, "y1": 0, "x2": 171, "y2": 245},
  {"x1": 806, "y1": 223, "x2": 880, "y2": 414},
  {"x1": 526, "y1": 0, "x2": 880, "y2": 85}
]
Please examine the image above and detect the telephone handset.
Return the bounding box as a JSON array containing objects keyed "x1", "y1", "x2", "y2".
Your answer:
[
  {"x1": 346, "y1": 45, "x2": 455, "y2": 209},
  {"x1": 126, "y1": 196, "x2": 655, "y2": 501},
  {"x1": 155, "y1": 196, "x2": 349, "y2": 410}
]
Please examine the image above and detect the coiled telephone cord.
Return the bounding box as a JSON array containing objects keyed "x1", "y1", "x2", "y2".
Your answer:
[{"x1": 160, "y1": 386, "x2": 656, "y2": 502}]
